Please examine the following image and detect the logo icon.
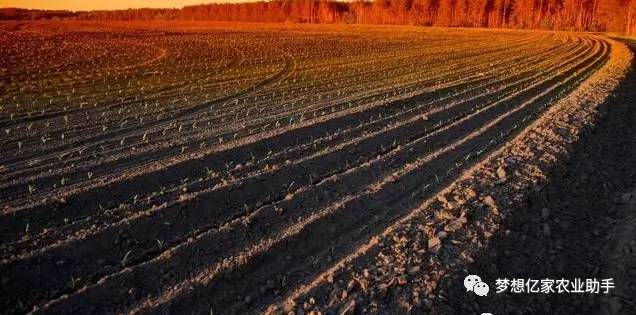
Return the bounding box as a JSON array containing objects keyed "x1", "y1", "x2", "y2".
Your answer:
[{"x1": 464, "y1": 274, "x2": 490, "y2": 296}]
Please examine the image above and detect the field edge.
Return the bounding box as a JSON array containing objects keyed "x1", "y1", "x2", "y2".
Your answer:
[{"x1": 273, "y1": 36, "x2": 633, "y2": 314}]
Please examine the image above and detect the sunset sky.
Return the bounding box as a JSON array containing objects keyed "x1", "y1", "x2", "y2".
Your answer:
[{"x1": 0, "y1": 1, "x2": 244, "y2": 11}]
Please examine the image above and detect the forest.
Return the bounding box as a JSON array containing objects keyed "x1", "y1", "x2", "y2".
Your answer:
[{"x1": 1, "y1": 0, "x2": 635, "y2": 34}]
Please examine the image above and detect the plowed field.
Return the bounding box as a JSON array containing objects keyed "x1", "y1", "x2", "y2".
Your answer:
[{"x1": 0, "y1": 22, "x2": 613, "y2": 314}]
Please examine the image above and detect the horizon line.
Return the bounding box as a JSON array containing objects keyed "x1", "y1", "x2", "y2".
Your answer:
[{"x1": 0, "y1": 1, "x2": 273, "y2": 12}]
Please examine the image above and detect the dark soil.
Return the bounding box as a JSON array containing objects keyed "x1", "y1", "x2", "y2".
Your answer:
[{"x1": 435, "y1": 39, "x2": 636, "y2": 315}]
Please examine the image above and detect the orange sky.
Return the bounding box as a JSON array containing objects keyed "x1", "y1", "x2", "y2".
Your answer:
[{"x1": 0, "y1": 1, "x2": 246, "y2": 11}]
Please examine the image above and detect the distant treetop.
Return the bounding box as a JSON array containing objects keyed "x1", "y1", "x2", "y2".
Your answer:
[{"x1": 1, "y1": 0, "x2": 634, "y2": 35}]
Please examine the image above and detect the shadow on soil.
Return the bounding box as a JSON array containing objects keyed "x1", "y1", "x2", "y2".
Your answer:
[{"x1": 434, "y1": 39, "x2": 636, "y2": 315}]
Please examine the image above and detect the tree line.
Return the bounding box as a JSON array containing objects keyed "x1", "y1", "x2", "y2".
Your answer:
[{"x1": 1, "y1": 0, "x2": 635, "y2": 34}]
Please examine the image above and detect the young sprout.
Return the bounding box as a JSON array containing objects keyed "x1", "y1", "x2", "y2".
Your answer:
[
  {"x1": 121, "y1": 250, "x2": 132, "y2": 267},
  {"x1": 68, "y1": 277, "x2": 80, "y2": 290}
]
